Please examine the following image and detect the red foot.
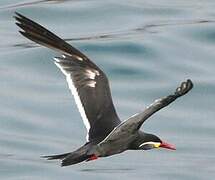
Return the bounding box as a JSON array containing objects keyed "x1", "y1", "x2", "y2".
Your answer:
[{"x1": 87, "y1": 154, "x2": 98, "y2": 161}]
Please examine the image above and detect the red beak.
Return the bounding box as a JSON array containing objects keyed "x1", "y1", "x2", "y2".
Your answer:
[{"x1": 160, "y1": 141, "x2": 176, "y2": 150}]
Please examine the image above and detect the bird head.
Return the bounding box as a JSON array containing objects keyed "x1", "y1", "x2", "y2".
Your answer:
[{"x1": 138, "y1": 133, "x2": 176, "y2": 150}]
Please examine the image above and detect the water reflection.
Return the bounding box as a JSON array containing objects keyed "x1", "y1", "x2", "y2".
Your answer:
[
  {"x1": 11, "y1": 19, "x2": 214, "y2": 50},
  {"x1": 80, "y1": 168, "x2": 134, "y2": 173},
  {"x1": 0, "y1": 0, "x2": 70, "y2": 10},
  {"x1": 1, "y1": 1, "x2": 215, "y2": 179}
]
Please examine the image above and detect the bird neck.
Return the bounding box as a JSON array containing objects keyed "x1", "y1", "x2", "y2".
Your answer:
[{"x1": 129, "y1": 131, "x2": 149, "y2": 150}]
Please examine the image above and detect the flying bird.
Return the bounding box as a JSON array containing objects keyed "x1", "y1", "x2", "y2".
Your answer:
[{"x1": 14, "y1": 12, "x2": 193, "y2": 166}]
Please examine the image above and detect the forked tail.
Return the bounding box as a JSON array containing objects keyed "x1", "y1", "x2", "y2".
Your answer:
[
  {"x1": 42, "y1": 143, "x2": 96, "y2": 166},
  {"x1": 42, "y1": 152, "x2": 70, "y2": 160},
  {"x1": 42, "y1": 152, "x2": 90, "y2": 166}
]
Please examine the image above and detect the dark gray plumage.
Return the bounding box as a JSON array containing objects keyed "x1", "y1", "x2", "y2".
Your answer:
[
  {"x1": 14, "y1": 12, "x2": 120, "y2": 143},
  {"x1": 14, "y1": 12, "x2": 193, "y2": 167},
  {"x1": 89, "y1": 79, "x2": 193, "y2": 157}
]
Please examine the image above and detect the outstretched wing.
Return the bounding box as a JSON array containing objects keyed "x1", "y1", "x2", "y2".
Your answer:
[
  {"x1": 128, "y1": 79, "x2": 193, "y2": 130},
  {"x1": 101, "y1": 79, "x2": 193, "y2": 143},
  {"x1": 14, "y1": 12, "x2": 121, "y2": 142}
]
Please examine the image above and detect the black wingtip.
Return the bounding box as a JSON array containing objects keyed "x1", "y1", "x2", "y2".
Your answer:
[
  {"x1": 14, "y1": 12, "x2": 27, "y2": 30},
  {"x1": 186, "y1": 79, "x2": 193, "y2": 89},
  {"x1": 18, "y1": 30, "x2": 26, "y2": 37},
  {"x1": 175, "y1": 79, "x2": 193, "y2": 97},
  {"x1": 16, "y1": 22, "x2": 23, "y2": 29},
  {"x1": 14, "y1": 11, "x2": 22, "y2": 20},
  {"x1": 14, "y1": 11, "x2": 19, "y2": 17},
  {"x1": 14, "y1": 11, "x2": 24, "y2": 18},
  {"x1": 14, "y1": 11, "x2": 20, "y2": 15}
]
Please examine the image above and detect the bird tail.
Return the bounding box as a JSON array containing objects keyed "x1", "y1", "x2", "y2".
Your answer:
[
  {"x1": 41, "y1": 152, "x2": 70, "y2": 160},
  {"x1": 61, "y1": 153, "x2": 90, "y2": 167},
  {"x1": 42, "y1": 143, "x2": 94, "y2": 166},
  {"x1": 14, "y1": 12, "x2": 87, "y2": 59},
  {"x1": 42, "y1": 152, "x2": 90, "y2": 166}
]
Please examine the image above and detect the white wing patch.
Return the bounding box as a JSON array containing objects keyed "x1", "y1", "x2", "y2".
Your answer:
[
  {"x1": 85, "y1": 69, "x2": 100, "y2": 87},
  {"x1": 73, "y1": 55, "x2": 83, "y2": 61},
  {"x1": 54, "y1": 57, "x2": 93, "y2": 141},
  {"x1": 87, "y1": 81, "x2": 96, "y2": 88}
]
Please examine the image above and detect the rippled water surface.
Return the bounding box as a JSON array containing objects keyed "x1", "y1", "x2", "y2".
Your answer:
[{"x1": 0, "y1": 1, "x2": 215, "y2": 179}]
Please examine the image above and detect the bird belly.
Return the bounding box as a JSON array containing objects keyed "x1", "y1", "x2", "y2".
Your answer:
[{"x1": 96, "y1": 134, "x2": 137, "y2": 157}]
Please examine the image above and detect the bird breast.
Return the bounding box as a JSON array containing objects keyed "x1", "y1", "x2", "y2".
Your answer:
[{"x1": 95, "y1": 133, "x2": 138, "y2": 157}]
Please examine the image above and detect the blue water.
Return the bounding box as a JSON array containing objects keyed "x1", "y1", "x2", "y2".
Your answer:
[{"x1": 0, "y1": 1, "x2": 215, "y2": 179}]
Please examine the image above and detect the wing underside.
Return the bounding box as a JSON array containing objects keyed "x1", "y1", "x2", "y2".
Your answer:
[{"x1": 14, "y1": 12, "x2": 121, "y2": 142}]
